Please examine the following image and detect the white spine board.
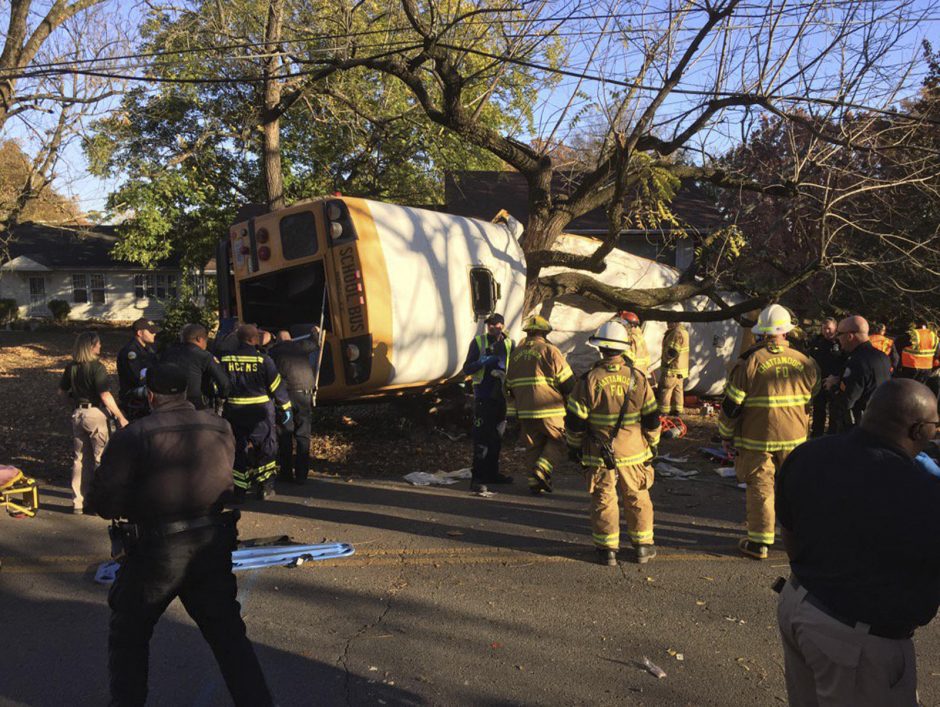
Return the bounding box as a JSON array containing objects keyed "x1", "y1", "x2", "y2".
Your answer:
[
  {"x1": 366, "y1": 200, "x2": 527, "y2": 386},
  {"x1": 536, "y1": 234, "x2": 744, "y2": 396}
]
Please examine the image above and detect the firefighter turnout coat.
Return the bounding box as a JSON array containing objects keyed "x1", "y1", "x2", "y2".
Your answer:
[{"x1": 566, "y1": 356, "x2": 662, "y2": 548}]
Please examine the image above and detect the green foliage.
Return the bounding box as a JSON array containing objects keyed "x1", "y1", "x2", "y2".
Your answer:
[
  {"x1": 87, "y1": 0, "x2": 539, "y2": 269},
  {"x1": 47, "y1": 299, "x2": 70, "y2": 322},
  {"x1": 156, "y1": 279, "x2": 219, "y2": 349},
  {"x1": 0, "y1": 298, "x2": 18, "y2": 325}
]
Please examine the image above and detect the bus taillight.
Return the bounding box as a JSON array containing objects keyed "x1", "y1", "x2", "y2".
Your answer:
[{"x1": 325, "y1": 199, "x2": 358, "y2": 245}]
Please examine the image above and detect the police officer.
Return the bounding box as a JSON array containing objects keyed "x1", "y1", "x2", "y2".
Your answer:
[
  {"x1": 824, "y1": 315, "x2": 891, "y2": 432},
  {"x1": 160, "y1": 323, "x2": 231, "y2": 410},
  {"x1": 220, "y1": 324, "x2": 292, "y2": 500},
  {"x1": 117, "y1": 318, "x2": 160, "y2": 420},
  {"x1": 87, "y1": 363, "x2": 272, "y2": 706},
  {"x1": 269, "y1": 327, "x2": 321, "y2": 484},
  {"x1": 462, "y1": 313, "x2": 514, "y2": 493},
  {"x1": 565, "y1": 321, "x2": 661, "y2": 565},
  {"x1": 806, "y1": 317, "x2": 841, "y2": 436}
]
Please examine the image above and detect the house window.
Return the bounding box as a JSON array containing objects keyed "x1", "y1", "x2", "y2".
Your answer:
[
  {"x1": 90, "y1": 274, "x2": 106, "y2": 304},
  {"x1": 28, "y1": 276, "x2": 45, "y2": 303},
  {"x1": 135, "y1": 273, "x2": 177, "y2": 300},
  {"x1": 72, "y1": 274, "x2": 88, "y2": 303},
  {"x1": 73, "y1": 274, "x2": 106, "y2": 304}
]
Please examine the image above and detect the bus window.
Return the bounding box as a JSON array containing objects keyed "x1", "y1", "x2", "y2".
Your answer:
[
  {"x1": 469, "y1": 267, "x2": 498, "y2": 319},
  {"x1": 240, "y1": 261, "x2": 330, "y2": 331},
  {"x1": 280, "y1": 211, "x2": 319, "y2": 260}
]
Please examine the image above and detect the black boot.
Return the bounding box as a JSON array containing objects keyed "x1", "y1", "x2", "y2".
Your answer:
[{"x1": 596, "y1": 548, "x2": 618, "y2": 566}]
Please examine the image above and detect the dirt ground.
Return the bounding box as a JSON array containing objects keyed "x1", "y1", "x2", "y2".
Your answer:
[{"x1": 0, "y1": 327, "x2": 721, "y2": 486}]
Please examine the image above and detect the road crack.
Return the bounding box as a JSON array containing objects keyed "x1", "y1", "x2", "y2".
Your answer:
[{"x1": 340, "y1": 543, "x2": 410, "y2": 706}]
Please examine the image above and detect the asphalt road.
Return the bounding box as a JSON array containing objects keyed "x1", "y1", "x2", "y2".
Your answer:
[{"x1": 3, "y1": 466, "x2": 940, "y2": 706}]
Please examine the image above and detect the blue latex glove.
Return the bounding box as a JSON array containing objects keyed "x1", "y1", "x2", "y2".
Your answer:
[
  {"x1": 915, "y1": 451, "x2": 940, "y2": 479},
  {"x1": 479, "y1": 355, "x2": 499, "y2": 367}
]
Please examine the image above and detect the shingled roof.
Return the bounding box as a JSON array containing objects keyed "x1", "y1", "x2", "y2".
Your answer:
[
  {"x1": 2, "y1": 222, "x2": 181, "y2": 270},
  {"x1": 444, "y1": 171, "x2": 724, "y2": 234}
]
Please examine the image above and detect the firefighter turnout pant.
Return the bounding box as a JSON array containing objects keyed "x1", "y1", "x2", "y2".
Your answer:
[
  {"x1": 658, "y1": 374, "x2": 685, "y2": 415},
  {"x1": 108, "y1": 523, "x2": 272, "y2": 706},
  {"x1": 586, "y1": 463, "x2": 655, "y2": 549},
  {"x1": 735, "y1": 448, "x2": 791, "y2": 545},
  {"x1": 224, "y1": 403, "x2": 279, "y2": 496},
  {"x1": 520, "y1": 417, "x2": 565, "y2": 491},
  {"x1": 471, "y1": 396, "x2": 507, "y2": 484}
]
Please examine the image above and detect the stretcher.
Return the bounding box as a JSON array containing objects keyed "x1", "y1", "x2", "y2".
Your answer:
[
  {"x1": 0, "y1": 465, "x2": 39, "y2": 518},
  {"x1": 94, "y1": 541, "x2": 355, "y2": 584}
]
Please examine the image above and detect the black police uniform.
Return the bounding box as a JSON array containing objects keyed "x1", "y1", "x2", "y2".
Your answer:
[
  {"x1": 462, "y1": 332, "x2": 514, "y2": 487},
  {"x1": 117, "y1": 339, "x2": 158, "y2": 420},
  {"x1": 220, "y1": 344, "x2": 291, "y2": 499},
  {"x1": 87, "y1": 365, "x2": 272, "y2": 707},
  {"x1": 806, "y1": 334, "x2": 842, "y2": 437},
  {"x1": 160, "y1": 341, "x2": 231, "y2": 410},
  {"x1": 268, "y1": 337, "x2": 320, "y2": 483},
  {"x1": 829, "y1": 340, "x2": 891, "y2": 432}
]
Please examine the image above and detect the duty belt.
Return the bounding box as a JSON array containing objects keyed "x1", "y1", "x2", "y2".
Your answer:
[
  {"x1": 138, "y1": 510, "x2": 238, "y2": 538},
  {"x1": 774, "y1": 575, "x2": 913, "y2": 640}
]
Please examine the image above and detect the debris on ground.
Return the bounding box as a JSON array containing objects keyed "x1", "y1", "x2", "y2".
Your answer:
[
  {"x1": 403, "y1": 468, "x2": 472, "y2": 486},
  {"x1": 654, "y1": 462, "x2": 699, "y2": 479},
  {"x1": 641, "y1": 657, "x2": 667, "y2": 678},
  {"x1": 714, "y1": 466, "x2": 737, "y2": 478}
]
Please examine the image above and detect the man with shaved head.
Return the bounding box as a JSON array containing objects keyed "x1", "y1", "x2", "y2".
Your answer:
[
  {"x1": 775, "y1": 379, "x2": 940, "y2": 706},
  {"x1": 824, "y1": 315, "x2": 891, "y2": 432}
]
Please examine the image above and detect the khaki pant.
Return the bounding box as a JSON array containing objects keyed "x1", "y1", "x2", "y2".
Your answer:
[
  {"x1": 586, "y1": 463, "x2": 654, "y2": 549},
  {"x1": 777, "y1": 579, "x2": 917, "y2": 707},
  {"x1": 735, "y1": 448, "x2": 791, "y2": 545},
  {"x1": 71, "y1": 407, "x2": 109, "y2": 510},
  {"x1": 520, "y1": 417, "x2": 566, "y2": 482},
  {"x1": 657, "y1": 373, "x2": 685, "y2": 414}
]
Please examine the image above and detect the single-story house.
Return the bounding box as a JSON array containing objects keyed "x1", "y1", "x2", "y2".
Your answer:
[
  {"x1": 443, "y1": 170, "x2": 724, "y2": 270},
  {"x1": 0, "y1": 223, "x2": 209, "y2": 321}
]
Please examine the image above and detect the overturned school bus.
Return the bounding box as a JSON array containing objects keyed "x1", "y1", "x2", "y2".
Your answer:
[
  {"x1": 218, "y1": 196, "x2": 748, "y2": 402},
  {"x1": 218, "y1": 197, "x2": 527, "y2": 402}
]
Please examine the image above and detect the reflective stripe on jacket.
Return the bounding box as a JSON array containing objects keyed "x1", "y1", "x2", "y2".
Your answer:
[
  {"x1": 661, "y1": 326, "x2": 689, "y2": 376},
  {"x1": 901, "y1": 328, "x2": 939, "y2": 370},
  {"x1": 221, "y1": 346, "x2": 291, "y2": 410},
  {"x1": 469, "y1": 335, "x2": 514, "y2": 386},
  {"x1": 717, "y1": 341, "x2": 819, "y2": 452},
  {"x1": 505, "y1": 336, "x2": 573, "y2": 419},
  {"x1": 565, "y1": 357, "x2": 661, "y2": 467}
]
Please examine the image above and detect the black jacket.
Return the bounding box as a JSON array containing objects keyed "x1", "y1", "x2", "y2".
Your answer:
[
  {"x1": 160, "y1": 342, "x2": 231, "y2": 409},
  {"x1": 806, "y1": 334, "x2": 843, "y2": 378},
  {"x1": 117, "y1": 339, "x2": 158, "y2": 399},
  {"x1": 88, "y1": 399, "x2": 235, "y2": 523},
  {"x1": 268, "y1": 338, "x2": 320, "y2": 391},
  {"x1": 830, "y1": 340, "x2": 892, "y2": 430}
]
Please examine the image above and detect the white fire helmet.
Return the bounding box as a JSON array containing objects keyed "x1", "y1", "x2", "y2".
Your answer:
[
  {"x1": 752, "y1": 304, "x2": 795, "y2": 335},
  {"x1": 588, "y1": 321, "x2": 632, "y2": 352}
]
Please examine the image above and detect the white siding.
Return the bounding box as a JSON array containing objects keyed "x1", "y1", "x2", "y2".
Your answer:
[{"x1": 0, "y1": 270, "x2": 173, "y2": 321}]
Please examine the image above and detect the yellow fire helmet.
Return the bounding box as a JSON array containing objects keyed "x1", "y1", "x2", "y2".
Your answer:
[{"x1": 523, "y1": 315, "x2": 553, "y2": 333}]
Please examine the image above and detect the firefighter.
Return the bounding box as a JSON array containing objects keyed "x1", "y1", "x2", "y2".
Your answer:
[
  {"x1": 566, "y1": 321, "x2": 661, "y2": 566},
  {"x1": 717, "y1": 304, "x2": 819, "y2": 560},
  {"x1": 868, "y1": 322, "x2": 899, "y2": 372},
  {"x1": 117, "y1": 318, "x2": 160, "y2": 420},
  {"x1": 657, "y1": 321, "x2": 689, "y2": 419},
  {"x1": 896, "y1": 321, "x2": 939, "y2": 383},
  {"x1": 220, "y1": 324, "x2": 292, "y2": 501},
  {"x1": 505, "y1": 315, "x2": 575, "y2": 494},
  {"x1": 617, "y1": 311, "x2": 652, "y2": 381},
  {"x1": 462, "y1": 313, "x2": 514, "y2": 493}
]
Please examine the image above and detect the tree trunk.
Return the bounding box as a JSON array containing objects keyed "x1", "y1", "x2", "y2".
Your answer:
[{"x1": 261, "y1": 0, "x2": 285, "y2": 212}]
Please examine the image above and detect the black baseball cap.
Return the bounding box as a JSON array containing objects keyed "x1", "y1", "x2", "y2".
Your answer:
[
  {"x1": 132, "y1": 317, "x2": 160, "y2": 333},
  {"x1": 146, "y1": 363, "x2": 188, "y2": 395},
  {"x1": 484, "y1": 313, "x2": 504, "y2": 325}
]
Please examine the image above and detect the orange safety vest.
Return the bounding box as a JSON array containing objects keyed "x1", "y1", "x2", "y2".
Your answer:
[
  {"x1": 869, "y1": 334, "x2": 894, "y2": 356},
  {"x1": 901, "y1": 328, "x2": 939, "y2": 370}
]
